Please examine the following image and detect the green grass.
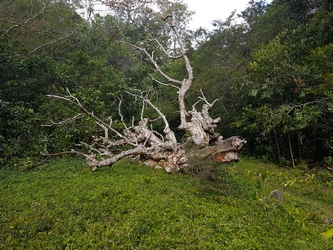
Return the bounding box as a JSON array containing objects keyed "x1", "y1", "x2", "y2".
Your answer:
[{"x1": 0, "y1": 157, "x2": 332, "y2": 249}]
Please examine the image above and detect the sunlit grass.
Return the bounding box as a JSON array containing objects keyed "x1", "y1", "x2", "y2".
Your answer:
[{"x1": 0, "y1": 157, "x2": 332, "y2": 249}]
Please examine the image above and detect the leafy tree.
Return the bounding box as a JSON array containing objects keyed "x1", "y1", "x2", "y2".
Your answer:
[
  {"x1": 0, "y1": 0, "x2": 84, "y2": 60},
  {"x1": 235, "y1": 9, "x2": 333, "y2": 165},
  {"x1": 0, "y1": 0, "x2": 86, "y2": 167}
]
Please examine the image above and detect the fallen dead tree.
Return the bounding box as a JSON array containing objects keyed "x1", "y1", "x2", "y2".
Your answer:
[{"x1": 42, "y1": 14, "x2": 246, "y2": 172}]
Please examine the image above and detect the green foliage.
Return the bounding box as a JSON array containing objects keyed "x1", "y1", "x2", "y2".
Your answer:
[
  {"x1": 0, "y1": 1, "x2": 86, "y2": 167},
  {"x1": 321, "y1": 228, "x2": 333, "y2": 240},
  {"x1": 2, "y1": 0, "x2": 333, "y2": 169},
  {"x1": 0, "y1": 4, "x2": 156, "y2": 167},
  {"x1": 1, "y1": 0, "x2": 82, "y2": 55},
  {"x1": 0, "y1": 51, "x2": 55, "y2": 167},
  {"x1": 189, "y1": 13, "x2": 254, "y2": 137},
  {"x1": 0, "y1": 157, "x2": 332, "y2": 249},
  {"x1": 233, "y1": 8, "x2": 333, "y2": 164}
]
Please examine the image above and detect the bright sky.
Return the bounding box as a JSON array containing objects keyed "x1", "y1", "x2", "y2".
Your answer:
[
  {"x1": 182, "y1": 0, "x2": 251, "y2": 30},
  {"x1": 92, "y1": 0, "x2": 255, "y2": 30}
]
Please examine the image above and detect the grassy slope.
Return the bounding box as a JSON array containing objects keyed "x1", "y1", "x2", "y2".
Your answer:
[{"x1": 0, "y1": 157, "x2": 332, "y2": 249}]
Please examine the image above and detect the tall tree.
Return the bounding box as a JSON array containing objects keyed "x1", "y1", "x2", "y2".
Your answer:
[
  {"x1": 0, "y1": 0, "x2": 87, "y2": 167},
  {"x1": 235, "y1": 8, "x2": 333, "y2": 165}
]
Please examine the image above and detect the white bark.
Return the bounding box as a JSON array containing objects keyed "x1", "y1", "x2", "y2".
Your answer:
[{"x1": 43, "y1": 14, "x2": 246, "y2": 172}]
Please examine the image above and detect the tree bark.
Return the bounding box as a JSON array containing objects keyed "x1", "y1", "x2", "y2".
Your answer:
[{"x1": 42, "y1": 14, "x2": 246, "y2": 172}]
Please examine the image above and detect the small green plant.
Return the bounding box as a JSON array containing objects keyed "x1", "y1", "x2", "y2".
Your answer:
[
  {"x1": 323, "y1": 156, "x2": 333, "y2": 168},
  {"x1": 259, "y1": 170, "x2": 268, "y2": 183},
  {"x1": 316, "y1": 169, "x2": 333, "y2": 186},
  {"x1": 321, "y1": 228, "x2": 333, "y2": 240},
  {"x1": 284, "y1": 177, "x2": 297, "y2": 188}
]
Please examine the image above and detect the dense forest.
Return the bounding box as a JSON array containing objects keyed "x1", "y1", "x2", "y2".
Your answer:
[{"x1": 1, "y1": 0, "x2": 333, "y2": 169}]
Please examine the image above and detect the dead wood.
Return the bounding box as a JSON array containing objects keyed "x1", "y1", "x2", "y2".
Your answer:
[{"x1": 42, "y1": 13, "x2": 246, "y2": 172}]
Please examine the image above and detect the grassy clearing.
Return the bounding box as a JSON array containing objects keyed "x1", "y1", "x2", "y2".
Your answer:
[{"x1": 0, "y1": 157, "x2": 332, "y2": 249}]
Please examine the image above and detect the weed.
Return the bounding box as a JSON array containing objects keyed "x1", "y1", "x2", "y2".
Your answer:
[{"x1": 0, "y1": 157, "x2": 332, "y2": 249}]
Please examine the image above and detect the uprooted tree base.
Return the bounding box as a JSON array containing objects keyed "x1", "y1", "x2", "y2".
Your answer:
[
  {"x1": 42, "y1": 14, "x2": 246, "y2": 172},
  {"x1": 42, "y1": 136, "x2": 246, "y2": 173}
]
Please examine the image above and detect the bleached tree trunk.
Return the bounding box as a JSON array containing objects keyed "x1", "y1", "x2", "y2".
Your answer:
[{"x1": 42, "y1": 13, "x2": 246, "y2": 172}]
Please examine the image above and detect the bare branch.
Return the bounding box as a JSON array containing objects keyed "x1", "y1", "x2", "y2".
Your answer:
[
  {"x1": 95, "y1": 120, "x2": 109, "y2": 139},
  {"x1": 149, "y1": 73, "x2": 179, "y2": 90},
  {"x1": 191, "y1": 100, "x2": 201, "y2": 111},
  {"x1": 125, "y1": 90, "x2": 177, "y2": 143},
  {"x1": 167, "y1": 12, "x2": 193, "y2": 81},
  {"x1": 198, "y1": 89, "x2": 219, "y2": 108},
  {"x1": 150, "y1": 124, "x2": 165, "y2": 142},
  {"x1": 1, "y1": 12, "x2": 91, "y2": 62},
  {"x1": 1, "y1": 27, "x2": 82, "y2": 62},
  {"x1": 140, "y1": 96, "x2": 145, "y2": 121},
  {"x1": 91, "y1": 136, "x2": 127, "y2": 148},
  {"x1": 148, "y1": 38, "x2": 183, "y2": 59},
  {"x1": 287, "y1": 101, "x2": 319, "y2": 114},
  {"x1": 121, "y1": 41, "x2": 183, "y2": 85},
  {"x1": 6, "y1": 2, "x2": 47, "y2": 33},
  {"x1": 47, "y1": 89, "x2": 136, "y2": 147},
  {"x1": 162, "y1": 14, "x2": 173, "y2": 22},
  {"x1": 117, "y1": 96, "x2": 130, "y2": 130},
  {"x1": 79, "y1": 141, "x2": 113, "y2": 157},
  {"x1": 42, "y1": 150, "x2": 89, "y2": 158},
  {"x1": 42, "y1": 150, "x2": 99, "y2": 171},
  {"x1": 42, "y1": 113, "x2": 85, "y2": 127}
]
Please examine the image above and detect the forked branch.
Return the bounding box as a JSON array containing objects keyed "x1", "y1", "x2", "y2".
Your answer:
[{"x1": 42, "y1": 13, "x2": 245, "y2": 172}]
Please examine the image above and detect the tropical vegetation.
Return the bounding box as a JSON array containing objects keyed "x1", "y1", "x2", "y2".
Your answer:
[
  {"x1": 1, "y1": 0, "x2": 333, "y2": 247},
  {"x1": 1, "y1": 157, "x2": 332, "y2": 249}
]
